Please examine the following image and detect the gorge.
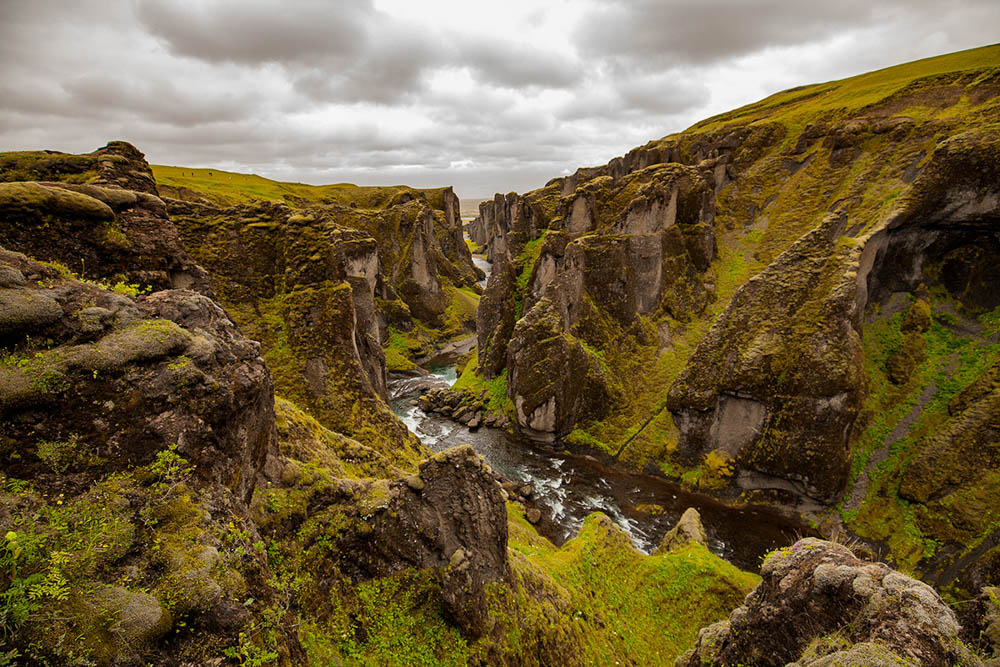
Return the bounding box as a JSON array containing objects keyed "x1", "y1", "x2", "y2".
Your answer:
[{"x1": 1, "y1": 43, "x2": 999, "y2": 666}]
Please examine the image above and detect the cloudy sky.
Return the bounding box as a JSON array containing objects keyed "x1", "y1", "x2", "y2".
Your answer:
[{"x1": 1, "y1": 1, "x2": 997, "y2": 199}]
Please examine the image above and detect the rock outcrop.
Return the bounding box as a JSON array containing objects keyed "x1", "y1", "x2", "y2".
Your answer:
[
  {"x1": 472, "y1": 163, "x2": 718, "y2": 441},
  {"x1": 255, "y1": 445, "x2": 510, "y2": 639},
  {"x1": 506, "y1": 297, "x2": 611, "y2": 441},
  {"x1": 163, "y1": 184, "x2": 478, "y2": 459},
  {"x1": 0, "y1": 248, "x2": 273, "y2": 504},
  {"x1": 0, "y1": 142, "x2": 210, "y2": 293},
  {"x1": 0, "y1": 245, "x2": 294, "y2": 664},
  {"x1": 678, "y1": 538, "x2": 980, "y2": 666},
  {"x1": 655, "y1": 507, "x2": 708, "y2": 553}
]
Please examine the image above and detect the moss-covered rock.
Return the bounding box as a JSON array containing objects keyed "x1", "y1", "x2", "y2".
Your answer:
[
  {"x1": 506, "y1": 297, "x2": 610, "y2": 441},
  {"x1": 0, "y1": 142, "x2": 211, "y2": 293},
  {"x1": 678, "y1": 538, "x2": 979, "y2": 666}
]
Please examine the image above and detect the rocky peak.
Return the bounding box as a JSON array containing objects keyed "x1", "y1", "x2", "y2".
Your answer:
[{"x1": 0, "y1": 142, "x2": 211, "y2": 294}]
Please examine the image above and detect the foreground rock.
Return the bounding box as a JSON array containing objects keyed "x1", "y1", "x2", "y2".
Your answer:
[
  {"x1": 0, "y1": 247, "x2": 295, "y2": 664},
  {"x1": 255, "y1": 445, "x2": 510, "y2": 639},
  {"x1": 0, "y1": 141, "x2": 210, "y2": 293},
  {"x1": 677, "y1": 538, "x2": 980, "y2": 666},
  {"x1": 0, "y1": 248, "x2": 273, "y2": 503}
]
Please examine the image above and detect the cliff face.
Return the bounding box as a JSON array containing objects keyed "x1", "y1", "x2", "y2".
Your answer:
[
  {"x1": 159, "y1": 175, "x2": 480, "y2": 455},
  {"x1": 468, "y1": 45, "x2": 1000, "y2": 586}
]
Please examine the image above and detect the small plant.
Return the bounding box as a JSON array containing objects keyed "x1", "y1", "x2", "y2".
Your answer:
[
  {"x1": 0, "y1": 578, "x2": 39, "y2": 641},
  {"x1": 35, "y1": 435, "x2": 80, "y2": 474},
  {"x1": 100, "y1": 280, "x2": 151, "y2": 298},
  {"x1": 27, "y1": 551, "x2": 71, "y2": 602},
  {"x1": 223, "y1": 631, "x2": 279, "y2": 667},
  {"x1": 167, "y1": 356, "x2": 191, "y2": 371},
  {"x1": 139, "y1": 444, "x2": 192, "y2": 525}
]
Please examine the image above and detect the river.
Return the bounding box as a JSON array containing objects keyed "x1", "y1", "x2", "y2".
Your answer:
[{"x1": 387, "y1": 233, "x2": 808, "y2": 572}]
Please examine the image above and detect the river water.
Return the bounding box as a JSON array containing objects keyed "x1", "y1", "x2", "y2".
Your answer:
[
  {"x1": 389, "y1": 373, "x2": 806, "y2": 572},
  {"x1": 387, "y1": 233, "x2": 808, "y2": 572}
]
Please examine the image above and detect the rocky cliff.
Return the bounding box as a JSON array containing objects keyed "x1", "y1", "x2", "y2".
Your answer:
[
  {"x1": 0, "y1": 141, "x2": 771, "y2": 665},
  {"x1": 467, "y1": 44, "x2": 1000, "y2": 589},
  {"x1": 0, "y1": 142, "x2": 210, "y2": 294},
  {"x1": 158, "y1": 170, "x2": 481, "y2": 457},
  {"x1": 678, "y1": 538, "x2": 980, "y2": 666}
]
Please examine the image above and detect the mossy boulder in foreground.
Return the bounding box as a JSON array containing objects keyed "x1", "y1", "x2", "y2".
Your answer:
[{"x1": 678, "y1": 538, "x2": 980, "y2": 666}]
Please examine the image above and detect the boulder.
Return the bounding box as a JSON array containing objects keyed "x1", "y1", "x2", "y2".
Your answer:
[
  {"x1": 0, "y1": 142, "x2": 211, "y2": 294},
  {"x1": 0, "y1": 249, "x2": 275, "y2": 504},
  {"x1": 676, "y1": 538, "x2": 980, "y2": 666},
  {"x1": 317, "y1": 446, "x2": 510, "y2": 638},
  {"x1": 655, "y1": 507, "x2": 707, "y2": 553},
  {"x1": 95, "y1": 586, "x2": 173, "y2": 647}
]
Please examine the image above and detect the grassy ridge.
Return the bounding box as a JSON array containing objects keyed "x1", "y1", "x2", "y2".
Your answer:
[
  {"x1": 689, "y1": 43, "x2": 1000, "y2": 132},
  {"x1": 151, "y1": 163, "x2": 451, "y2": 209}
]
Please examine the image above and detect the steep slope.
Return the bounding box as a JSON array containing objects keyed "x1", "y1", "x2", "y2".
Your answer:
[
  {"x1": 467, "y1": 43, "x2": 1000, "y2": 588},
  {"x1": 154, "y1": 166, "x2": 481, "y2": 453}
]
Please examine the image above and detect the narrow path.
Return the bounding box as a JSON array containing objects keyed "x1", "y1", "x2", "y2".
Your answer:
[
  {"x1": 843, "y1": 355, "x2": 957, "y2": 512},
  {"x1": 613, "y1": 403, "x2": 668, "y2": 459}
]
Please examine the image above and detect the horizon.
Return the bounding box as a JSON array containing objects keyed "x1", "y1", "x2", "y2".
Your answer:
[{"x1": 2, "y1": 1, "x2": 998, "y2": 201}]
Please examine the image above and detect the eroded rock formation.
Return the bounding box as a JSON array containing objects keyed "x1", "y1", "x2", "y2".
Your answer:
[
  {"x1": 678, "y1": 538, "x2": 980, "y2": 666},
  {"x1": 0, "y1": 142, "x2": 210, "y2": 293}
]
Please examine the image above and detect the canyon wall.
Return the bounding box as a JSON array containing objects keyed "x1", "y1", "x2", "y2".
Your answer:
[{"x1": 466, "y1": 50, "x2": 1000, "y2": 589}]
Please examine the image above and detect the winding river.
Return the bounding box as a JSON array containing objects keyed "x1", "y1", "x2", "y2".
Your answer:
[{"x1": 387, "y1": 235, "x2": 808, "y2": 572}]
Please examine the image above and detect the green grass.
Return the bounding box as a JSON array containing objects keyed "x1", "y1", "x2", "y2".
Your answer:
[
  {"x1": 151, "y1": 163, "x2": 452, "y2": 209},
  {"x1": 515, "y1": 231, "x2": 548, "y2": 291},
  {"x1": 452, "y1": 359, "x2": 510, "y2": 415},
  {"x1": 505, "y1": 509, "x2": 758, "y2": 663},
  {"x1": 688, "y1": 43, "x2": 1000, "y2": 133}
]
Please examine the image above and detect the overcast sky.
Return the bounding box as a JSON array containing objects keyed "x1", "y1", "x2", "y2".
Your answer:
[{"x1": 1, "y1": 1, "x2": 997, "y2": 200}]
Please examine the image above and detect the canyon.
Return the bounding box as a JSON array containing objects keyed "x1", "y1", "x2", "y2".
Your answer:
[{"x1": 1, "y1": 43, "x2": 999, "y2": 665}]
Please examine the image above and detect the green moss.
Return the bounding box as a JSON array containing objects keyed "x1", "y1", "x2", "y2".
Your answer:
[
  {"x1": 452, "y1": 359, "x2": 510, "y2": 415},
  {"x1": 339, "y1": 573, "x2": 472, "y2": 665},
  {"x1": 515, "y1": 231, "x2": 548, "y2": 291},
  {"x1": 505, "y1": 509, "x2": 758, "y2": 664},
  {"x1": 0, "y1": 181, "x2": 113, "y2": 221},
  {"x1": 385, "y1": 328, "x2": 420, "y2": 372},
  {"x1": 844, "y1": 294, "x2": 1000, "y2": 574}
]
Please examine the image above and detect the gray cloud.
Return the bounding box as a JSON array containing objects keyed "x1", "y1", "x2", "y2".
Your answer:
[
  {"x1": 62, "y1": 73, "x2": 256, "y2": 126},
  {"x1": 573, "y1": 0, "x2": 999, "y2": 68},
  {"x1": 574, "y1": 0, "x2": 874, "y2": 66},
  {"x1": 460, "y1": 37, "x2": 582, "y2": 89},
  {"x1": 1, "y1": 0, "x2": 998, "y2": 199},
  {"x1": 134, "y1": 0, "x2": 373, "y2": 65}
]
